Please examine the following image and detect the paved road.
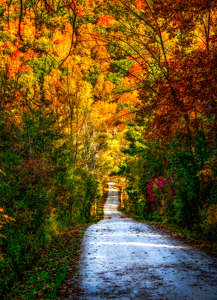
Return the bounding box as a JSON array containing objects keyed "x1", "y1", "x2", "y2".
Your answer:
[{"x1": 77, "y1": 182, "x2": 217, "y2": 299}]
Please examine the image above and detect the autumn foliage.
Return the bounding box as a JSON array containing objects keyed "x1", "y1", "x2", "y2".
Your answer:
[{"x1": 1, "y1": 0, "x2": 217, "y2": 295}]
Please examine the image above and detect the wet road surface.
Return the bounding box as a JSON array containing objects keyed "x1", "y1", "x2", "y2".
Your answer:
[{"x1": 77, "y1": 182, "x2": 217, "y2": 299}]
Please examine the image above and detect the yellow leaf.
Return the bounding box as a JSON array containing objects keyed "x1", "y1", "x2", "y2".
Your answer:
[{"x1": 0, "y1": 169, "x2": 6, "y2": 176}]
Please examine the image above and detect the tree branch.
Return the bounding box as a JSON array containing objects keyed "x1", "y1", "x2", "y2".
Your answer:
[{"x1": 18, "y1": 0, "x2": 23, "y2": 41}]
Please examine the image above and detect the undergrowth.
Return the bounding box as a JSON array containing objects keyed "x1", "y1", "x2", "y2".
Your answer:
[
  {"x1": 5, "y1": 224, "x2": 90, "y2": 300},
  {"x1": 1, "y1": 182, "x2": 108, "y2": 299}
]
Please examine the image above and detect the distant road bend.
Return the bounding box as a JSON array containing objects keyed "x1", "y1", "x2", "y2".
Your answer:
[{"x1": 77, "y1": 182, "x2": 217, "y2": 300}]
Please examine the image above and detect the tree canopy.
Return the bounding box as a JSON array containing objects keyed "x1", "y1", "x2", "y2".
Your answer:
[{"x1": 1, "y1": 0, "x2": 217, "y2": 295}]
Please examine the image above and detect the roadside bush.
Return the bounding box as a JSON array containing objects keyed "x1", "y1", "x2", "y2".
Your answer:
[
  {"x1": 0, "y1": 149, "x2": 101, "y2": 296},
  {"x1": 204, "y1": 204, "x2": 217, "y2": 236},
  {"x1": 146, "y1": 177, "x2": 174, "y2": 221}
]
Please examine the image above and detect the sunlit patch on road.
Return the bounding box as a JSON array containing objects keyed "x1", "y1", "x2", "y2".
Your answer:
[{"x1": 87, "y1": 242, "x2": 192, "y2": 249}]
